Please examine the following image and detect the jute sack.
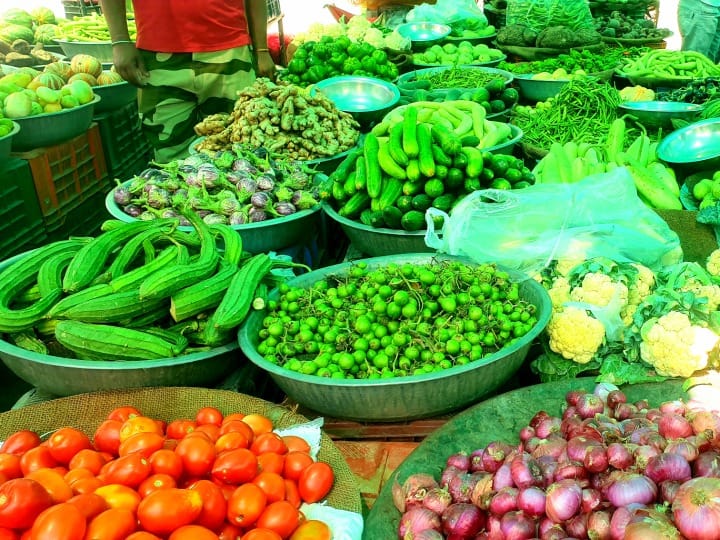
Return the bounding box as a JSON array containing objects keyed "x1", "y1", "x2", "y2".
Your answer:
[{"x1": 0, "y1": 386, "x2": 362, "y2": 513}]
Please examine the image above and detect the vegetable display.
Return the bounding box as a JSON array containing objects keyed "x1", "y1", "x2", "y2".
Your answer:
[
  {"x1": 496, "y1": 24, "x2": 602, "y2": 49},
  {"x1": 393, "y1": 383, "x2": 720, "y2": 540},
  {"x1": 290, "y1": 14, "x2": 410, "y2": 51},
  {"x1": 253, "y1": 260, "x2": 540, "y2": 379},
  {"x1": 0, "y1": 405, "x2": 335, "y2": 538},
  {"x1": 322, "y1": 100, "x2": 532, "y2": 230},
  {"x1": 112, "y1": 147, "x2": 320, "y2": 225},
  {"x1": 0, "y1": 69, "x2": 95, "y2": 117},
  {"x1": 54, "y1": 12, "x2": 137, "y2": 42},
  {"x1": 399, "y1": 67, "x2": 511, "y2": 93},
  {"x1": 618, "y1": 50, "x2": 720, "y2": 81},
  {"x1": 594, "y1": 11, "x2": 672, "y2": 40},
  {"x1": 0, "y1": 217, "x2": 295, "y2": 356},
  {"x1": 412, "y1": 42, "x2": 505, "y2": 67},
  {"x1": 193, "y1": 78, "x2": 360, "y2": 159},
  {"x1": 281, "y1": 35, "x2": 399, "y2": 85},
  {"x1": 397, "y1": 82, "x2": 519, "y2": 120},
  {"x1": 658, "y1": 78, "x2": 720, "y2": 105},
  {"x1": 498, "y1": 47, "x2": 639, "y2": 76}
]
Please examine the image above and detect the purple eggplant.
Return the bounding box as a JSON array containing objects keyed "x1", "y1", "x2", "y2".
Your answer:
[
  {"x1": 274, "y1": 202, "x2": 296, "y2": 216},
  {"x1": 256, "y1": 174, "x2": 275, "y2": 192},
  {"x1": 123, "y1": 204, "x2": 144, "y2": 218},
  {"x1": 219, "y1": 197, "x2": 241, "y2": 216},
  {"x1": 236, "y1": 177, "x2": 257, "y2": 195},
  {"x1": 232, "y1": 158, "x2": 258, "y2": 175},
  {"x1": 250, "y1": 191, "x2": 272, "y2": 209},
  {"x1": 291, "y1": 190, "x2": 319, "y2": 210},
  {"x1": 171, "y1": 189, "x2": 189, "y2": 207},
  {"x1": 203, "y1": 213, "x2": 228, "y2": 225},
  {"x1": 185, "y1": 172, "x2": 203, "y2": 188},
  {"x1": 160, "y1": 209, "x2": 180, "y2": 219},
  {"x1": 229, "y1": 210, "x2": 249, "y2": 225},
  {"x1": 138, "y1": 210, "x2": 157, "y2": 221},
  {"x1": 113, "y1": 186, "x2": 132, "y2": 206},
  {"x1": 248, "y1": 207, "x2": 268, "y2": 222},
  {"x1": 147, "y1": 188, "x2": 171, "y2": 209},
  {"x1": 127, "y1": 177, "x2": 147, "y2": 194},
  {"x1": 182, "y1": 155, "x2": 208, "y2": 168}
]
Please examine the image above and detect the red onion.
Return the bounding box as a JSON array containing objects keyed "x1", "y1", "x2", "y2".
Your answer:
[
  {"x1": 594, "y1": 382, "x2": 619, "y2": 401},
  {"x1": 610, "y1": 505, "x2": 641, "y2": 540},
  {"x1": 645, "y1": 453, "x2": 692, "y2": 484},
  {"x1": 393, "y1": 473, "x2": 439, "y2": 512},
  {"x1": 545, "y1": 479, "x2": 582, "y2": 523},
  {"x1": 563, "y1": 406, "x2": 579, "y2": 422},
  {"x1": 587, "y1": 510, "x2": 612, "y2": 540},
  {"x1": 398, "y1": 507, "x2": 441, "y2": 539},
  {"x1": 693, "y1": 450, "x2": 720, "y2": 478},
  {"x1": 523, "y1": 436, "x2": 542, "y2": 454},
  {"x1": 448, "y1": 473, "x2": 479, "y2": 504},
  {"x1": 500, "y1": 510, "x2": 537, "y2": 540},
  {"x1": 489, "y1": 486, "x2": 518, "y2": 515},
  {"x1": 614, "y1": 402, "x2": 638, "y2": 420},
  {"x1": 536, "y1": 455, "x2": 558, "y2": 487},
  {"x1": 530, "y1": 410, "x2": 552, "y2": 429},
  {"x1": 492, "y1": 463, "x2": 514, "y2": 490},
  {"x1": 407, "y1": 530, "x2": 444, "y2": 540},
  {"x1": 660, "y1": 480, "x2": 682, "y2": 504},
  {"x1": 485, "y1": 514, "x2": 502, "y2": 540},
  {"x1": 565, "y1": 512, "x2": 588, "y2": 539},
  {"x1": 441, "y1": 465, "x2": 465, "y2": 490},
  {"x1": 581, "y1": 487, "x2": 601, "y2": 513},
  {"x1": 635, "y1": 399, "x2": 650, "y2": 411},
  {"x1": 576, "y1": 393, "x2": 605, "y2": 419},
  {"x1": 510, "y1": 453, "x2": 544, "y2": 489},
  {"x1": 517, "y1": 486, "x2": 546, "y2": 517},
  {"x1": 567, "y1": 436, "x2": 602, "y2": 462},
  {"x1": 469, "y1": 472, "x2": 494, "y2": 509},
  {"x1": 566, "y1": 389, "x2": 588, "y2": 407},
  {"x1": 441, "y1": 503, "x2": 485, "y2": 538},
  {"x1": 539, "y1": 523, "x2": 566, "y2": 540},
  {"x1": 633, "y1": 444, "x2": 662, "y2": 468},
  {"x1": 535, "y1": 417, "x2": 562, "y2": 439},
  {"x1": 664, "y1": 439, "x2": 699, "y2": 463},
  {"x1": 660, "y1": 400, "x2": 688, "y2": 416},
  {"x1": 629, "y1": 426, "x2": 660, "y2": 446},
  {"x1": 689, "y1": 432, "x2": 713, "y2": 453},
  {"x1": 607, "y1": 442, "x2": 634, "y2": 470},
  {"x1": 482, "y1": 441, "x2": 514, "y2": 473},
  {"x1": 691, "y1": 411, "x2": 720, "y2": 445},
  {"x1": 554, "y1": 460, "x2": 587, "y2": 482},
  {"x1": 422, "y1": 486, "x2": 452, "y2": 515},
  {"x1": 519, "y1": 425, "x2": 536, "y2": 443},
  {"x1": 646, "y1": 408, "x2": 664, "y2": 423},
  {"x1": 672, "y1": 476, "x2": 720, "y2": 540},
  {"x1": 606, "y1": 390, "x2": 627, "y2": 410},
  {"x1": 583, "y1": 445, "x2": 608, "y2": 473},
  {"x1": 469, "y1": 448, "x2": 485, "y2": 472},
  {"x1": 606, "y1": 472, "x2": 658, "y2": 507},
  {"x1": 531, "y1": 437, "x2": 567, "y2": 460},
  {"x1": 626, "y1": 507, "x2": 683, "y2": 540},
  {"x1": 446, "y1": 452, "x2": 471, "y2": 472}
]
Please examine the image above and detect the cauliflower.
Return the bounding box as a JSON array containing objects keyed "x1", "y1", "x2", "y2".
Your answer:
[
  {"x1": 362, "y1": 27, "x2": 385, "y2": 49},
  {"x1": 547, "y1": 276, "x2": 571, "y2": 312},
  {"x1": 569, "y1": 272, "x2": 629, "y2": 309},
  {"x1": 547, "y1": 306, "x2": 606, "y2": 364},
  {"x1": 639, "y1": 311, "x2": 720, "y2": 378},
  {"x1": 384, "y1": 30, "x2": 411, "y2": 51},
  {"x1": 707, "y1": 249, "x2": 720, "y2": 276},
  {"x1": 622, "y1": 263, "x2": 656, "y2": 325}
]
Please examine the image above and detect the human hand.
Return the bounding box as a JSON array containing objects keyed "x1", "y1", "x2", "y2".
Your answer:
[
  {"x1": 256, "y1": 50, "x2": 276, "y2": 79},
  {"x1": 112, "y1": 42, "x2": 149, "y2": 87}
]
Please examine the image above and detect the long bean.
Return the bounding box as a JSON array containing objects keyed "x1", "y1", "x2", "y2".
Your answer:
[{"x1": 416, "y1": 67, "x2": 504, "y2": 89}]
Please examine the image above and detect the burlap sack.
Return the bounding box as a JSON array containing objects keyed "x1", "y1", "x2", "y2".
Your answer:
[{"x1": 0, "y1": 386, "x2": 361, "y2": 513}]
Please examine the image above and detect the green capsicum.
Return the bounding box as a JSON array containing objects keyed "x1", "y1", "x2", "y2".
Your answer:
[{"x1": 342, "y1": 57, "x2": 362, "y2": 74}]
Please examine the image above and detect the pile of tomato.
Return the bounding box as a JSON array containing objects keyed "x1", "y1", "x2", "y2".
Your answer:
[{"x1": 0, "y1": 405, "x2": 336, "y2": 540}]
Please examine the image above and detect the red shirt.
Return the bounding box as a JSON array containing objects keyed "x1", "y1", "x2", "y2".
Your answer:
[{"x1": 132, "y1": 0, "x2": 251, "y2": 53}]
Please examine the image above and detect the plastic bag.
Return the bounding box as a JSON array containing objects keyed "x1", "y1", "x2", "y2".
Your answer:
[
  {"x1": 425, "y1": 168, "x2": 683, "y2": 277},
  {"x1": 406, "y1": 0, "x2": 488, "y2": 28},
  {"x1": 505, "y1": 0, "x2": 594, "y2": 32}
]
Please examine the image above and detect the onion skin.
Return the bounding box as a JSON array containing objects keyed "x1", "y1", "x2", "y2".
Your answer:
[
  {"x1": 441, "y1": 503, "x2": 485, "y2": 538},
  {"x1": 606, "y1": 473, "x2": 658, "y2": 507},
  {"x1": 500, "y1": 510, "x2": 537, "y2": 540},
  {"x1": 693, "y1": 450, "x2": 720, "y2": 478},
  {"x1": 517, "y1": 486, "x2": 546, "y2": 517},
  {"x1": 587, "y1": 510, "x2": 612, "y2": 540},
  {"x1": 545, "y1": 479, "x2": 582, "y2": 523},
  {"x1": 398, "y1": 507, "x2": 442, "y2": 539},
  {"x1": 422, "y1": 487, "x2": 452, "y2": 515},
  {"x1": 446, "y1": 452, "x2": 471, "y2": 472},
  {"x1": 672, "y1": 477, "x2": 720, "y2": 540},
  {"x1": 393, "y1": 473, "x2": 439, "y2": 513},
  {"x1": 645, "y1": 453, "x2": 692, "y2": 484},
  {"x1": 691, "y1": 411, "x2": 720, "y2": 445},
  {"x1": 658, "y1": 414, "x2": 693, "y2": 439},
  {"x1": 607, "y1": 442, "x2": 634, "y2": 470}
]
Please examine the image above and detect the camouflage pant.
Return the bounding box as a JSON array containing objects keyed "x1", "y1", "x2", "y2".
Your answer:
[
  {"x1": 678, "y1": 0, "x2": 720, "y2": 63},
  {"x1": 138, "y1": 46, "x2": 256, "y2": 163}
]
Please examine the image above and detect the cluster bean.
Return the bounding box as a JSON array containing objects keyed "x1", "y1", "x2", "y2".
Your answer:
[{"x1": 255, "y1": 260, "x2": 538, "y2": 380}]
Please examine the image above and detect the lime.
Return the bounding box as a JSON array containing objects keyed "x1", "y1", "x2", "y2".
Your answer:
[
  {"x1": 489, "y1": 154, "x2": 510, "y2": 175},
  {"x1": 505, "y1": 168, "x2": 523, "y2": 183},
  {"x1": 490, "y1": 178, "x2": 512, "y2": 190},
  {"x1": 484, "y1": 77, "x2": 506, "y2": 95},
  {"x1": 471, "y1": 87, "x2": 490, "y2": 103}
]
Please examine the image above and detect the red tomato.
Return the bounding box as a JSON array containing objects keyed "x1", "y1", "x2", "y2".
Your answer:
[
  {"x1": 93, "y1": 484, "x2": 142, "y2": 513},
  {"x1": 106, "y1": 406, "x2": 141, "y2": 423},
  {"x1": 0, "y1": 430, "x2": 41, "y2": 455},
  {"x1": 240, "y1": 529, "x2": 282, "y2": 540},
  {"x1": 92, "y1": 420, "x2": 123, "y2": 456},
  {"x1": 68, "y1": 476, "x2": 104, "y2": 495},
  {"x1": 226, "y1": 483, "x2": 267, "y2": 528},
  {"x1": 283, "y1": 479, "x2": 301, "y2": 509},
  {"x1": 174, "y1": 436, "x2": 216, "y2": 478},
  {"x1": 193, "y1": 424, "x2": 221, "y2": 442},
  {"x1": 288, "y1": 520, "x2": 332, "y2": 540},
  {"x1": 0, "y1": 478, "x2": 53, "y2": 529},
  {"x1": 118, "y1": 432, "x2": 166, "y2": 459},
  {"x1": 125, "y1": 533, "x2": 162, "y2": 540},
  {"x1": 100, "y1": 453, "x2": 151, "y2": 487},
  {"x1": 252, "y1": 472, "x2": 286, "y2": 504},
  {"x1": 250, "y1": 433, "x2": 287, "y2": 456},
  {"x1": 195, "y1": 407, "x2": 224, "y2": 427},
  {"x1": 0, "y1": 527, "x2": 19, "y2": 540},
  {"x1": 148, "y1": 449, "x2": 183, "y2": 479},
  {"x1": 68, "y1": 449, "x2": 109, "y2": 475},
  {"x1": 256, "y1": 500, "x2": 301, "y2": 539},
  {"x1": 46, "y1": 427, "x2": 93, "y2": 465},
  {"x1": 282, "y1": 452, "x2": 313, "y2": 482},
  {"x1": 221, "y1": 413, "x2": 246, "y2": 424},
  {"x1": 29, "y1": 502, "x2": 86, "y2": 540},
  {"x1": 138, "y1": 473, "x2": 177, "y2": 497},
  {"x1": 0, "y1": 453, "x2": 22, "y2": 480},
  {"x1": 66, "y1": 493, "x2": 108, "y2": 520},
  {"x1": 168, "y1": 525, "x2": 219, "y2": 540},
  {"x1": 218, "y1": 523, "x2": 243, "y2": 540},
  {"x1": 136, "y1": 488, "x2": 203, "y2": 536},
  {"x1": 84, "y1": 507, "x2": 137, "y2": 540},
  {"x1": 188, "y1": 479, "x2": 227, "y2": 532},
  {"x1": 297, "y1": 462, "x2": 334, "y2": 504},
  {"x1": 25, "y1": 468, "x2": 73, "y2": 503},
  {"x1": 218, "y1": 421, "x2": 255, "y2": 443},
  {"x1": 257, "y1": 453, "x2": 285, "y2": 476},
  {"x1": 280, "y1": 436, "x2": 311, "y2": 455},
  {"x1": 165, "y1": 420, "x2": 197, "y2": 440},
  {"x1": 19, "y1": 446, "x2": 57, "y2": 475},
  {"x1": 119, "y1": 417, "x2": 163, "y2": 444},
  {"x1": 240, "y1": 415, "x2": 273, "y2": 438},
  {"x1": 211, "y1": 448, "x2": 258, "y2": 485},
  {"x1": 215, "y1": 432, "x2": 251, "y2": 454}
]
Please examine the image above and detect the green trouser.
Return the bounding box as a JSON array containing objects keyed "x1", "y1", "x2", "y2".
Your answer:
[
  {"x1": 137, "y1": 46, "x2": 255, "y2": 163},
  {"x1": 678, "y1": 0, "x2": 720, "y2": 63}
]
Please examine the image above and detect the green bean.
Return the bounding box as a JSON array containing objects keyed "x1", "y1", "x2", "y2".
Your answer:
[{"x1": 416, "y1": 67, "x2": 502, "y2": 90}]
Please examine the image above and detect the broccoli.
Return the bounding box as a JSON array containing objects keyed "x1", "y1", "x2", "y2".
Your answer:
[
  {"x1": 496, "y1": 24, "x2": 538, "y2": 47},
  {"x1": 536, "y1": 26, "x2": 577, "y2": 49}
]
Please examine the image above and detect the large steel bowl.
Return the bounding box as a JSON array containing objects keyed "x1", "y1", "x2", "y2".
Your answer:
[
  {"x1": 54, "y1": 39, "x2": 116, "y2": 63},
  {"x1": 514, "y1": 74, "x2": 570, "y2": 102},
  {"x1": 238, "y1": 253, "x2": 552, "y2": 422},
  {"x1": 657, "y1": 118, "x2": 720, "y2": 174},
  {"x1": 485, "y1": 123, "x2": 523, "y2": 155},
  {"x1": 0, "y1": 121, "x2": 20, "y2": 161},
  {"x1": 619, "y1": 100, "x2": 704, "y2": 129},
  {"x1": 396, "y1": 22, "x2": 452, "y2": 48},
  {"x1": 396, "y1": 65, "x2": 514, "y2": 91},
  {"x1": 311, "y1": 76, "x2": 400, "y2": 127}
]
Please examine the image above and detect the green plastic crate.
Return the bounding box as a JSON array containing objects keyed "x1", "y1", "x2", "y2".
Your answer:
[
  {"x1": 0, "y1": 158, "x2": 48, "y2": 261},
  {"x1": 44, "y1": 183, "x2": 109, "y2": 242},
  {"x1": 95, "y1": 101, "x2": 153, "y2": 179}
]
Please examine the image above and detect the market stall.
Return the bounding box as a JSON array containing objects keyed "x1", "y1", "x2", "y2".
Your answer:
[{"x1": 2, "y1": 0, "x2": 720, "y2": 538}]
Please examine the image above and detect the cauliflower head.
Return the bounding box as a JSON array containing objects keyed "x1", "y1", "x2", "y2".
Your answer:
[
  {"x1": 639, "y1": 311, "x2": 720, "y2": 378},
  {"x1": 547, "y1": 276, "x2": 571, "y2": 312},
  {"x1": 570, "y1": 272, "x2": 629, "y2": 308},
  {"x1": 623, "y1": 263, "x2": 656, "y2": 325},
  {"x1": 547, "y1": 306, "x2": 606, "y2": 364},
  {"x1": 706, "y1": 249, "x2": 720, "y2": 277}
]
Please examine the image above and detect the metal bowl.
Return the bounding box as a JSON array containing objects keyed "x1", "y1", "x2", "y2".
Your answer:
[
  {"x1": 396, "y1": 65, "x2": 514, "y2": 90},
  {"x1": 11, "y1": 95, "x2": 100, "y2": 151},
  {"x1": 514, "y1": 75, "x2": 570, "y2": 103},
  {"x1": 91, "y1": 81, "x2": 137, "y2": 114},
  {"x1": 618, "y1": 100, "x2": 704, "y2": 129},
  {"x1": 0, "y1": 121, "x2": 20, "y2": 162},
  {"x1": 54, "y1": 39, "x2": 116, "y2": 63},
  {"x1": 484, "y1": 123, "x2": 523, "y2": 155},
  {"x1": 238, "y1": 253, "x2": 552, "y2": 422},
  {"x1": 657, "y1": 118, "x2": 720, "y2": 174},
  {"x1": 396, "y1": 22, "x2": 452, "y2": 47},
  {"x1": 311, "y1": 76, "x2": 400, "y2": 127},
  {"x1": 413, "y1": 54, "x2": 507, "y2": 69}
]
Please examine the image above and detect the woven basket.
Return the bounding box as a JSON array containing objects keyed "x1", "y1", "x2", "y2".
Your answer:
[
  {"x1": 0, "y1": 387, "x2": 362, "y2": 513},
  {"x1": 497, "y1": 42, "x2": 605, "y2": 61}
]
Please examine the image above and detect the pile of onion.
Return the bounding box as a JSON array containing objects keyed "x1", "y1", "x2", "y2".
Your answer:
[{"x1": 393, "y1": 383, "x2": 720, "y2": 539}]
